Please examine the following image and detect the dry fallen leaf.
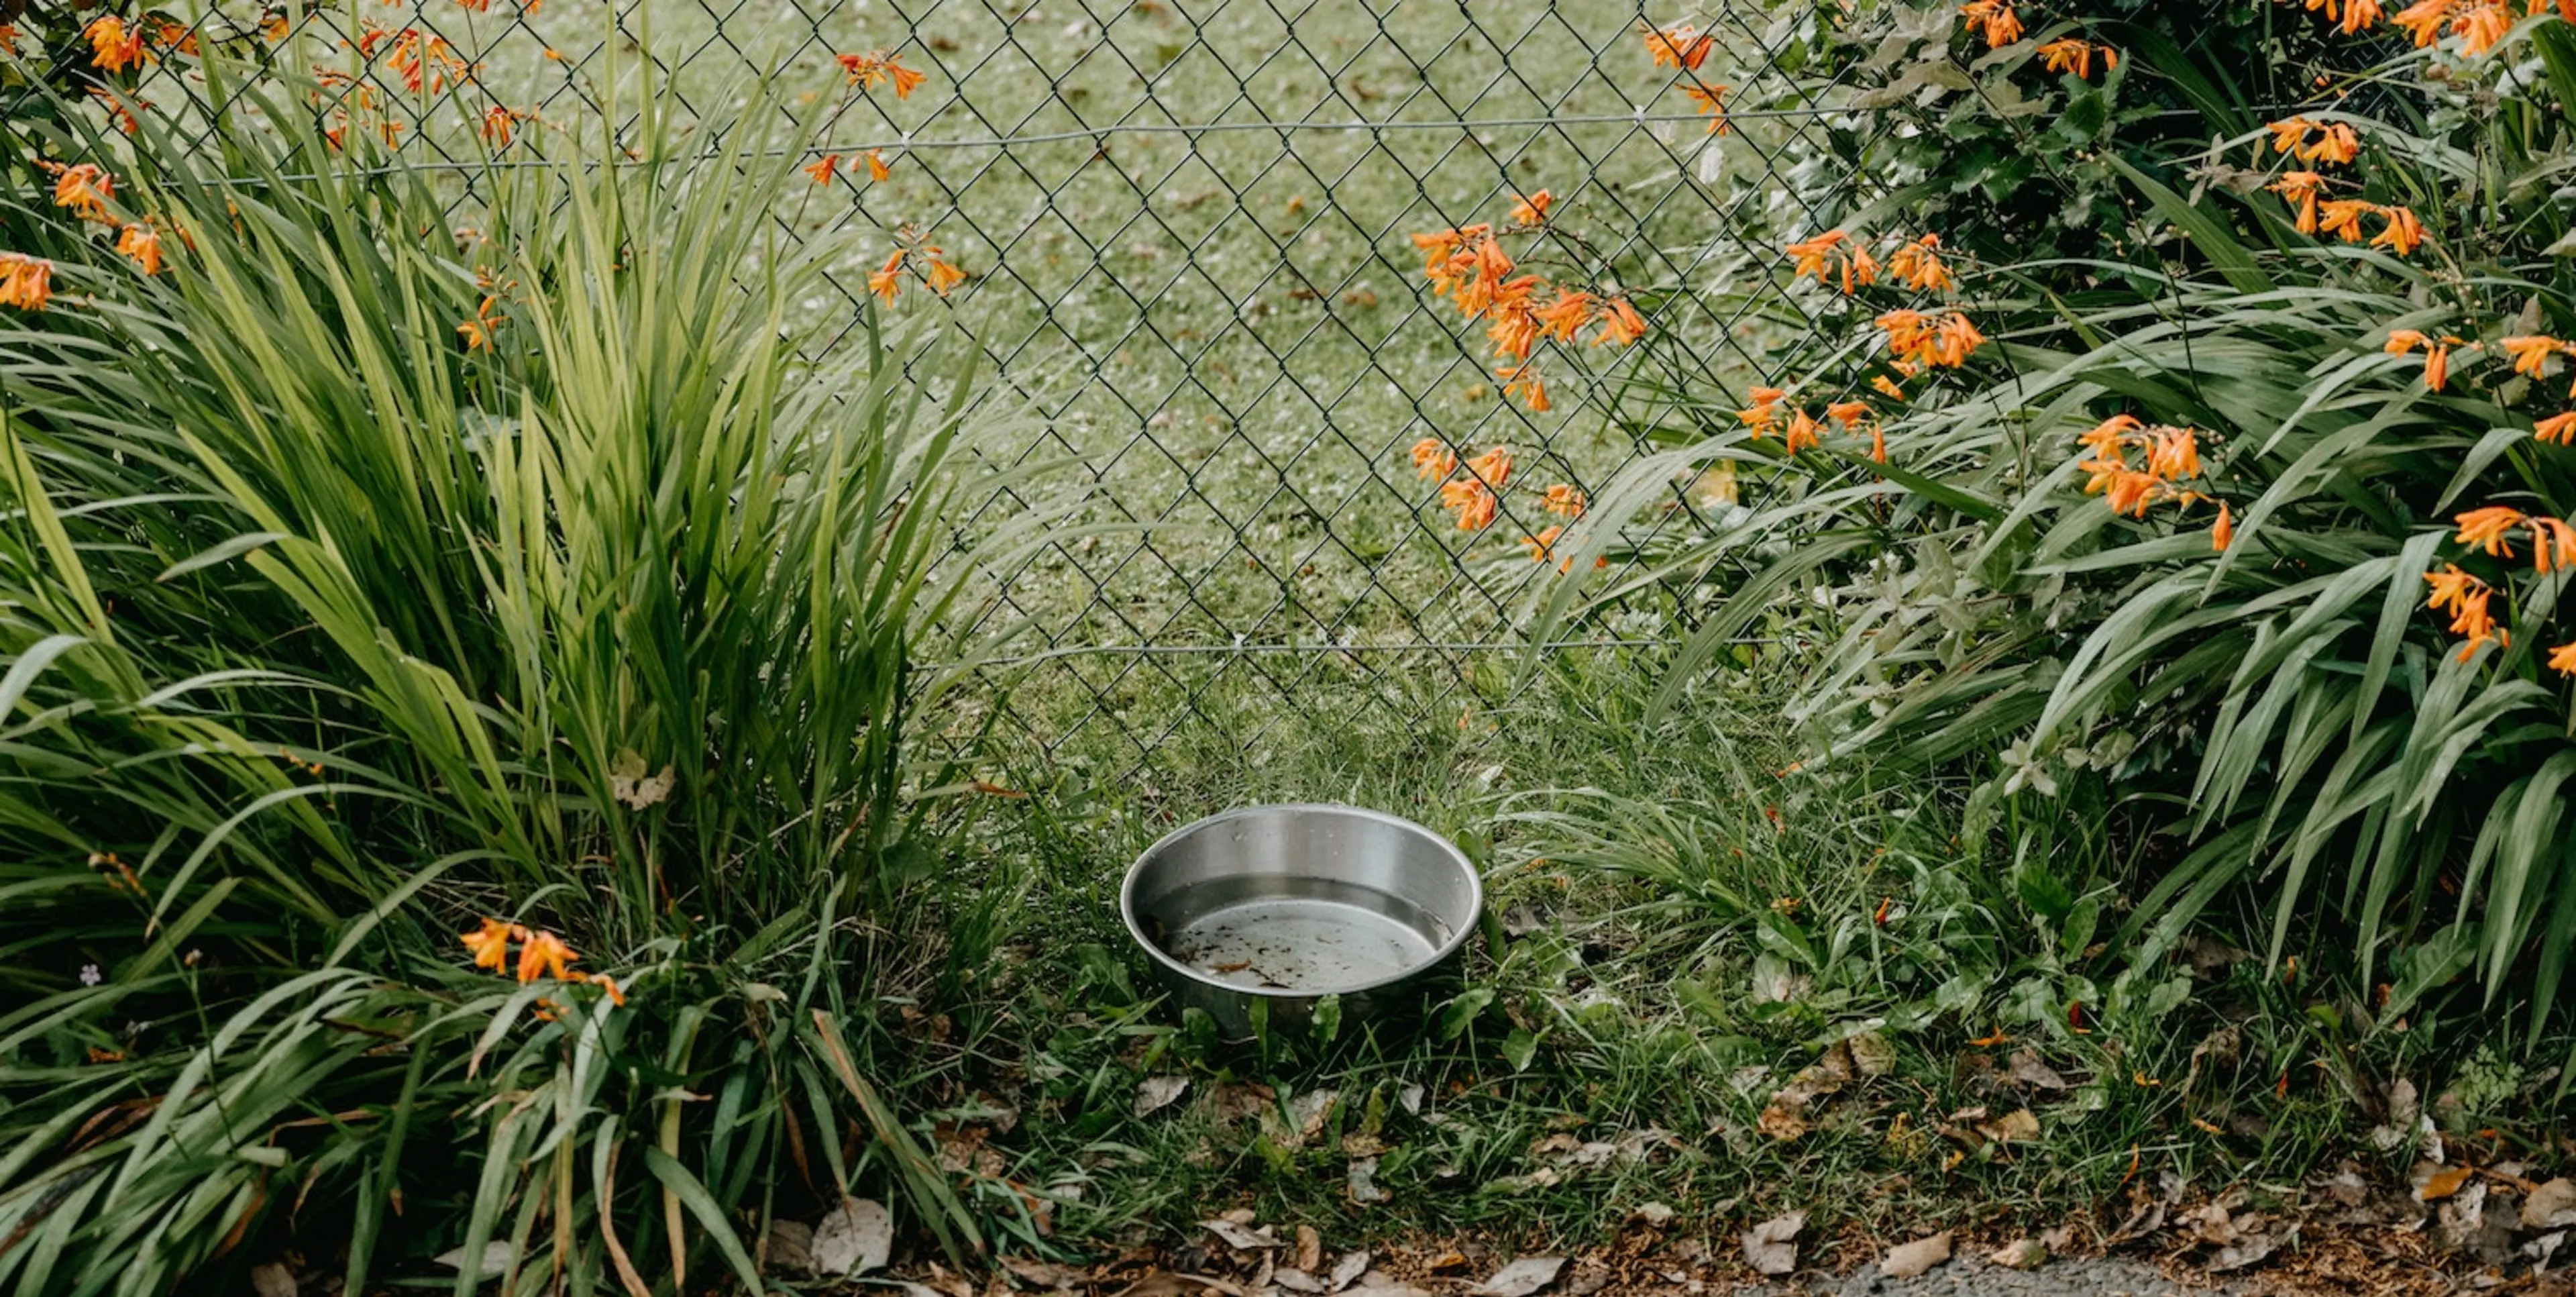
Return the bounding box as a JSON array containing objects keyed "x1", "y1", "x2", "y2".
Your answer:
[
  {"x1": 1880, "y1": 1232, "x2": 1952, "y2": 1279},
  {"x1": 1976, "y1": 1108, "x2": 2041, "y2": 1143},
  {"x1": 1137, "y1": 1075, "x2": 1189, "y2": 1117},
  {"x1": 1755, "y1": 1102, "x2": 1809, "y2": 1141},
  {"x1": 2209, "y1": 1232, "x2": 2279, "y2": 1273},
  {"x1": 1847, "y1": 1030, "x2": 1897, "y2": 1078},
  {"x1": 1003, "y1": 1256, "x2": 1091, "y2": 1289},
  {"x1": 1112, "y1": 1277, "x2": 1247, "y2": 1297},
  {"x1": 432, "y1": 1242, "x2": 513, "y2": 1279},
  {"x1": 1329, "y1": 1251, "x2": 1371, "y2": 1292},
  {"x1": 2105, "y1": 1201, "x2": 2167, "y2": 1248},
  {"x1": 1346, "y1": 1155, "x2": 1389, "y2": 1204},
  {"x1": 1988, "y1": 1238, "x2": 2047, "y2": 1270},
  {"x1": 1202, "y1": 1218, "x2": 1281, "y2": 1251},
  {"x1": 249, "y1": 1263, "x2": 297, "y2": 1297},
  {"x1": 1294, "y1": 1224, "x2": 1322, "y2": 1274},
  {"x1": 2528, "y1": 1178, "x2": 2576, "y2": 1228},
  {"x1": 2416, "y1": 1163, "x2": 2476, "y2": 1203},
  {"x1": 2007, "y1": 1049, "x2": 2070, "y2": 1091},
  {"x1": 1472, "y1": 1255, "x2": 1566, "y2": 1297},
  {"x1": 608, "y1": 748, "x2": 676, "y2": 810},
  {"x1": 764, "y1": 1219, "x2": 815, "y2": 1274},
  {"x1": 812, "y1": 1196, "x2": 892, "y2": 1276},
  {"x1": 1741, "y1": 1210, "x2": 1805, "y2": 1276},
  {"x1": 1271, "y1": 1269, "x2": 1326, "y2": 1294}
]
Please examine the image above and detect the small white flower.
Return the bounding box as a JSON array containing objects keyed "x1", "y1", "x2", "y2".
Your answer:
[{"x1": 78, "y1": 964, "x2": 101, "y2": 986}]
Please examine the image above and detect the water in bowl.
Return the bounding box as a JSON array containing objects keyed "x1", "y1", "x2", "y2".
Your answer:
[{"x1": 1155, "y1": 873, "x2": 1454, "y2": 993}]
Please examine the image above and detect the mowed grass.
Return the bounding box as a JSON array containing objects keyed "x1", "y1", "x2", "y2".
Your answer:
[
  {"x1": 281, "y1": 0, "x2": 1818, "y2": 789},
  {"x1": 162, "y1": 0, "x2": 1860, "y2": 792}
]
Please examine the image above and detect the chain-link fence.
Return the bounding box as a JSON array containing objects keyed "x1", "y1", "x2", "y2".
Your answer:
[{"x1": 34, "y1": 0, "x2": 1898, "y2": 786}]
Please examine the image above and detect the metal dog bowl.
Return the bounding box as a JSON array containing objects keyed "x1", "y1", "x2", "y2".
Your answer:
[{"x1": 1120, "y1": 803, "x2": 1483, "y2": 1039}]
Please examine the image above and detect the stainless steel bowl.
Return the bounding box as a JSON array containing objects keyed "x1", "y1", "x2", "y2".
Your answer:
[{"x1": 1120, "y1": 803, "x2": 1483, "y2": 1039}]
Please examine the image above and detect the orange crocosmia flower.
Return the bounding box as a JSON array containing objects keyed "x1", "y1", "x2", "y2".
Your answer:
[
  {"x1": 838, "y1": 51, "x2": 928, "y2": 98},
  {"x1": 2316, "y1": 199, "x2": 2373, "y2": 243},
  {"x1": 1487, "y1": 303, "x2": 1540, "y2": 363},
  {"x1": 1884, "y1": 234, "x2": 1955, "y2": 292},
  {"x1": 2448, "y1": 586, "x2": 2506, "y2": 660},
  {"x1": 1592, "y1": 297, "x2": 1646, "y2": 347},
  {"x1": 1522, "y1": 525, "x2": 1565, "y2": 562},
  {"x1": 1782, "y1": 407, "x2": 1822, "y2": 455},
  {"x1": 2531, "y1": 515, "x2": 2576, "y2": 573},
  {"x1": 1640, "y1": 22, "x2": 1714, "y2": 70},
  {"x1": 1786, "y1": 229, "x2": 1849, "y2": 281},
  {"x1": 2146, "y1": 426, "x2": 2200, "y2": 480},
  {"x1": 1532, "y1": 289, "x2": 1592, "y2": 344},
  {"x1": 1872, "y1": 374, "x2": 1906, "y2": 399},
  {"x1": 2212, "y1": 501, "x2": 2235, "y2": 552},
  {"x1": 115, "y1": 222, "x2": 164, "y2": 276},
  {"x1": 85, "y1": 16, "x2": 151, "y2": 74},
  {"x1": 1827, "y1": 400, "x2": 1873, "y2": 429},
  {"x1": 2371, "y1": 206, "x2": 2424, "y2": 256},
  {"x1": 2502, "y1": 335, "x2": 2568, "y2": 379},
  {"x1": 867, "y1": 250, "x2": 904, "y2": 303},
  {"x1": 866, "y1": 149, "x2": 892, "y2": 182},
  {"x1": 1738, "y1": 386, "x2": 1787, "y2": 436},
  {"x1": 1840, "y1": 243, "x2": 1880, "y2": 295},
  {"x1": 2424, "y1": 564, "x2": 2479, "y2": 615},
  {"x1": 2102, "y1": 468, "x2": 2163, "y2": 517},
  {"x1": 1958, "y1": 0, "x2": 2024, "y2": 46},
  {"x1": 51, "y1": 164, "x2": 114, "y2": 223},
  {"x1": 517, "y1": 930, "x2": 578, "y2": 984},
  {"x1": 0, "y1": 252, "x2": 50, "y2": 312},
  {"x1": 1929, "y1": 313, "x2": 1985, "y2": 367},
  {"x1": 2454, "y1": 0, "x2": 2511, "y2": 52},
  {"x1": 1877, "y1": 308, "x2": 1927, "y2": 358},
  {"x1": 2536, "y1": 411, "x2": 2576, "y2": 445},
  {"x1": 1508, "y1": 190, "x2": 1552, "y2": 227},
  {"x1": 1682, "y1": 84, "x2": 1731, "y2": 135},
  {"x1": 1411, "y1": 436, "x2": 1458, "y2": 481},
  {"x1": 2549, "y1": 641, "x2": 2576, "y2": 676},
  {"x1": 584, "y1": 973, "x2": 627, "y2": 1007},
  {"x1": 2269, "y1": 170, "x2": 2324, "y2": 234},
  {"x1": 922, "y1": 252, "x2": 967, "y2": 296},
  {"x1": 460, "y1": 918, "x2": 515, "y2": 972},
  {"x1": 1465, "y1": 445, "x2": 1514, "y2": 489},
  {"x1": 804, "y1": 153, "x2": 839, "y2": 185},
  {"x1": 1498, "y1": 360, "x2": 1548, "y2": 412},
  {"x1": 2035, "y1": 38, "x2": 2116, "y2": 78},
  {"x1": 1543, "y1": 482, "x2": 1587, "y2": 518},
  {"x1": 2333, "y1": 0, "x2": 2389, "y2": 30},
  {"x1": 2078, "y1": 413, "x2": 2141, "y2": 458},
  {"x1": 2455, "y1": 505, "x2": 2526, "y2": 556},
  {"x1": 2270, "y1": 117, "x2": 2359, "y2": 166},
  {"x1": 480, "y1": 107, "x2": 527, "y2": 148},
  {"x1": 2306, "y1": 122, "x2": 2361, "y2": 164},
  {"x1": 2387, "y1": 329, "x2": 2457, "y2": 389},
  {"x1": 1442, "y1": 478, "x2": 1499, "y2": 530},
  {"x1": 2392, "y1": 0, "x2": 2455, "y2": 38},
  {"x1": 89, "y1": 87, "x2": 146, "y2": 136},
  {"x1": 1868, "y1": 424, "x2": 1888, "y2": 462}
]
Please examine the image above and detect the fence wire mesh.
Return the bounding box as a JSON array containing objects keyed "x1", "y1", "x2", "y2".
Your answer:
[{"x1": 25, "y1": 0, "x2": 1906, "y2": 789}]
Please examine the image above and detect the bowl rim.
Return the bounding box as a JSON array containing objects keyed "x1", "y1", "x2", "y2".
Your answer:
[{"x1": 1118, "y1": 801, "x2": 1484, "y2": 1001}]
